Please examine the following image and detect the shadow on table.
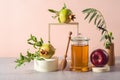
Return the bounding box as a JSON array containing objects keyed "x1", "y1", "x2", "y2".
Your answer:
[{"x1": 110, "y1": 63, "x2": 120, "y2": 72}]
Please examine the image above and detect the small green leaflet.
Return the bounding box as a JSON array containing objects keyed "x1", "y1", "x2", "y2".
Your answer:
[{"x1": 89, "y1": 12, "x2": 97, "y2": 23}]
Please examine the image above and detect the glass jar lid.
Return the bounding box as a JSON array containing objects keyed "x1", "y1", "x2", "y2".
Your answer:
[{"x1": 71, "y1": 36, "x2": 89, "y2": 42}]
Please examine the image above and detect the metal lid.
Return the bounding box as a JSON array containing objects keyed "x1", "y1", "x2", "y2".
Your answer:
[{"x1": 71, "y1": 36, "x2": 89, "y2": 42}]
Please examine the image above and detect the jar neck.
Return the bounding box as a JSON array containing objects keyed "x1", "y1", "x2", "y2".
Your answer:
[{"x1": 72, "y1": 41, "x2": 89, "y2": 46}]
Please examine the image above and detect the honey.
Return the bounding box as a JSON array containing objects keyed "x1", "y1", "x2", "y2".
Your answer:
[{"x1": 70, "y1": 36, "x2": 89, "y2": 72}]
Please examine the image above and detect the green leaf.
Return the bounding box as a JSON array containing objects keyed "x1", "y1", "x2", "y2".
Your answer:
[
  {"x1": 40, "y1": 38, "x2": 44, "y2": 44},
  {"x1": 27, "y1": 38, "x2": 32, "y2": 42},
  {"x1": 94, "y1": 15, "x2": 99, "y2": 25},
  {"x1": 20, "y1": 53, "x2": 24, "y2": 60},
  {"x1": 27, "y1": 42, "x2": 34, "y2": 45},
  {"x1": 28, "y1": 34, "x2": 37, "y2": 42},
  {"x1": 27, "y1": 51, "x2": 31, "y2": 57},
  {"x1": 97, "y1": 19, "x2": 102, "y2": 27},
  {"x1": 30, "y1": 34, "x2": 33, "y2": 39},
  {"x1": 84, "y1": 12, "x2": 90, "y2": 20},
  {"x1": 35, "y1": 42, "x2": 42, "y2": 47},
  {"x1": 15, "y1": 63, "x2": 22, "y2": 69},
  {"x1": 34, "y1": 51, "x2": 40, "y2": 57},
  {"x1": 108, "y1": 35, "x2": 112, "y2": 43},
  {"x1": 24, "y1": 56, "x2": 30, "y2": 62},
  {"x1": 109, "y1": 32, "x2": 112, "y2": 36},
  {"x1": 15, "y1": 59, "x2": 20, "y2": 63},
  {"x1": 48, "y1": 9, "x2": 58, "y2": 13},
  {"x1": 105, "y1": 35, "x2": 108, "y2": 39},
  {"x1": 89, "y1": 12, "x2": 97, "y2": 23},
  {"x1": 32, "y1": 36, "x2": 37, "y2": 42},
  {"x1": 27, "y1": 34, "x2": 33, "y2": 41},
  {"x1": 33, "y1": 44, "x2": 37, "y2": 49},
  {"x1": 82, "y1": 8, "x2": 93, "y2": 13},
  {"x1": 104, "y1": 41, "x2": 111, "y2": 49},
  {"x1": 62, "y1": 3, "x2": 66, "y2": 9},
  {"x1": 36, "y1": 57, "x2": 45, "y2": 60}
]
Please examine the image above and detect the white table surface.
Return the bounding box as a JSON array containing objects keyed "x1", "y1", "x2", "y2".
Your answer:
[{"x1": 0, "y1": 57, "x2": 120, "y2": 80}]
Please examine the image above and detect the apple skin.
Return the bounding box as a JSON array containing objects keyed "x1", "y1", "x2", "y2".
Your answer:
[{"x1": 90, "y1": 49, "x2": 109, "y2": 67}]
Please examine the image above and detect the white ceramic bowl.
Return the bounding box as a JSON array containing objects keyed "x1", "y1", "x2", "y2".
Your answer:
[{"x1": 34, "y1": 57, "x2": 58, "y2": 72}]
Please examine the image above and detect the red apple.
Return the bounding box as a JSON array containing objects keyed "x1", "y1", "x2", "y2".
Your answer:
[{"x1": 90, "y1": 49, "x2": 109, "y2": 67}]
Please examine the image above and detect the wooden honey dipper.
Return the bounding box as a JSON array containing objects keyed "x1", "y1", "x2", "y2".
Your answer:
[{"x1": 60, "y1": 31, "x2": 72, "y2": 70}]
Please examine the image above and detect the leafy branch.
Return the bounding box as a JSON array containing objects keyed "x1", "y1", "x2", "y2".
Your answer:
[
  {"x1": 82, "y1": 8, "x2": 114, "y2": 49},
  {"x1": 48, "y1": 3, "x2": 66, "y2": 19},
  {"x1": 15, "y1": 35, "x2": 44, "y2": 68},
  {"x1": 27, "y1": 34, "x2": 44, "y2": 49}
]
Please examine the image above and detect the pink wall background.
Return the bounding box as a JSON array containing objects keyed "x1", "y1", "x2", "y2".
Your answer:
[{"x1": 0, "y1": 0, "x2": 120, "y2": 57}]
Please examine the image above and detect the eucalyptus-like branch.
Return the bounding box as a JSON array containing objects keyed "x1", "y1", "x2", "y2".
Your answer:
[{"x1": 82, "y1": 8, "x2": 114, "y2": 49}]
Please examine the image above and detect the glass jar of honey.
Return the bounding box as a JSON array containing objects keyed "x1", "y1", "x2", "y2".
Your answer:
[{"x1": 70, "y1": 36, "x2": 89, "y2": 72}]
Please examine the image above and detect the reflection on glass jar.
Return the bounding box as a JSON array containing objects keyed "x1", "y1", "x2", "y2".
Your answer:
[{"x1": 70, "y1": 36, "x2": 89, "y2": 72}]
